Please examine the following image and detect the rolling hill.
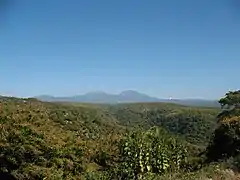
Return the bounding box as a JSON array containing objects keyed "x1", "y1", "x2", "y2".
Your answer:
[{"x1": 0, "y1": 95, "x2": 228, "y2": 179}]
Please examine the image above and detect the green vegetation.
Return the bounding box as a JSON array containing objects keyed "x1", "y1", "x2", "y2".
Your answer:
[
  {"x1": 1, "y1": 91, "x2": 240, "y2": 179},
  {"x1": 106, "y1": 103, "x2": 218, "y2": 145},
  {"x1": 0, "y1": 97, "x2": 122, "y2": 179},
  {"x1": 117, "y1": 127, "x2": 187, "y2": 179},
  {"x1": 206, "y1": 90, "x2": 240, "y2": 162}
]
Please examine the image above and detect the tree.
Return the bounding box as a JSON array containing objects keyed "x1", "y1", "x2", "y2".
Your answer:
[
  {"x1": 217, "y1": 90, "x2": 240, "y2": 122},
  {"x1": 219, "y1": 90, "x2": 240, "y2": 109},
  {"x1": 206, "y1": 90, "x2": 240, "y2": 161}
]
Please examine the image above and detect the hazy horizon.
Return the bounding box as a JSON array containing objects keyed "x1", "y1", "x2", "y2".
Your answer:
[
  {"x1": 1, "y1": 0, "x2": 239, "y2": 99},
  {"x1": 1, "y1": 89, "x2": 221, "y2": 100}
]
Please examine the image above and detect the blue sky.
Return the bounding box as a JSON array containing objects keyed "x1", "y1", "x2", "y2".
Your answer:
[{"x1": 0, "y1": 0, "x2": 239, "y2": 99}]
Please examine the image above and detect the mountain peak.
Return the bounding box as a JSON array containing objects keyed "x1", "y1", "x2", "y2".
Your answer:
[
  {"x1": 120, "y1": 90, "x2": 143, "y2": 96},
  {"x1": 84, "y1": 91, "x2": 107, "y2": 95}
]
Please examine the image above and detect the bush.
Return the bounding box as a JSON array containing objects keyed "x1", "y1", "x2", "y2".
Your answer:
[
  {"x1": 117, "y1": 127, "x2": 188, "y2": 179},
  {"x1": 206, "y1": 90, "x2": 240, "y2": 162},
  {"x1": 206, "y1": 117, "x2": 240, "y2": 161}
]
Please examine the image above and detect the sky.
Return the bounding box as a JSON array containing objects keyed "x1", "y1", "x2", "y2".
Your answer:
[{"x1": 0, "y1": 0, "x2": 239, "y2": 99}]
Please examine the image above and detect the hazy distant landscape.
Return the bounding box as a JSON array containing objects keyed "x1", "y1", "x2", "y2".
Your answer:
[
  {"x1": 1, "y1": 0, "x2": 240, "y2": 179},
  {"x1": 1, "y1": 90, "x2": 240, "y2": 180},
  {"x1": 35, "y1": 90, "x2": 220, "y2": 108}
]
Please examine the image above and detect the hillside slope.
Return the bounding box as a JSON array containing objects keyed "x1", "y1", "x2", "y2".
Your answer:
[
  {"x1": 0, "y1": 96, "x2": 220, "y2": 179},
  {"x1": 105, "y1": 103, "x2": 219, "y2": 145},
  {"x1": 0, "y1": 97, "x2": 123, "y2": 179}
]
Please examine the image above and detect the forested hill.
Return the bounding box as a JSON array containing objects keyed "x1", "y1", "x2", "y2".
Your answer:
[
  {"x1": 104, "y1": 103, "x2": 219, "y2": 145},
  {"x1": 0, "y1": 96, "x2": 224, "y2": 179},
  {"x1": 57, "y1": 101, "x2": 219, "y2": 145}
]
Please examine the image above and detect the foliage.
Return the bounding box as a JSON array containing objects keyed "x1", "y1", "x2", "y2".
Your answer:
[
  {"x1": 219, "y1": 90, "x2": 240, "y2": 109},
  {"x1": 117, "y1": 127, "x2": 188, "y2": 179},
  {"x1": 0, "y1": 95, "x2": 227, "y2": 179},
  {"x1": 206, "y1": 90, "x2": 240, "y2": 162},
  {"x1": 0, "y1": 97, "x2": 121, "y2": 179},
  {"x1": 217, "y1": 90, "x2": 240, "y2": 122},
  {"x1": 206, "y1": 116, "x2": 240, "y2": 161},
  {"x1": 107, "y1": 103, "x2": 218, "y2": 145},
  {"x1": 153, "y1": 164, "x2": 238, "y2": 180}
]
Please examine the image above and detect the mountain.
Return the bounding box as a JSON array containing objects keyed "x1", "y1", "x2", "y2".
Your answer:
[
  {"x1": 35, "y1": 90, "x2": 159, "y2": 103},
  {"x1": 35, "y1": 91, "x2": 220, "y2": 107},
  {"x1": 117, "y1": 90, "x2": 160, "y2": 102}
]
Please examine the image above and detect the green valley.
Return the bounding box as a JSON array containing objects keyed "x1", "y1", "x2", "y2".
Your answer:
[{"x1": 1, "y1": 90, "x2": 240, "y2": 179}]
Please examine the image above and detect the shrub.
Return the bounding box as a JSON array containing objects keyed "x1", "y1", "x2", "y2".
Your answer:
[
  {"x1": 206, "y1": 90, "x2": 240, "y2": 162},
  {"x1": 117, "y1": 127, "x2": 188, "y2": 179}
]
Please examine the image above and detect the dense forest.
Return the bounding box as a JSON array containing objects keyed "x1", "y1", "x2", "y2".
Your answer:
[{"x1": 0, "y1": 90, "x2": 240, "y2": 179}]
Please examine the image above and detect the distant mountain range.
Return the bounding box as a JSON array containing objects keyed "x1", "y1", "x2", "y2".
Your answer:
[{"x1": 35, "y1": 90, "x2": 220, "y2": 108}]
